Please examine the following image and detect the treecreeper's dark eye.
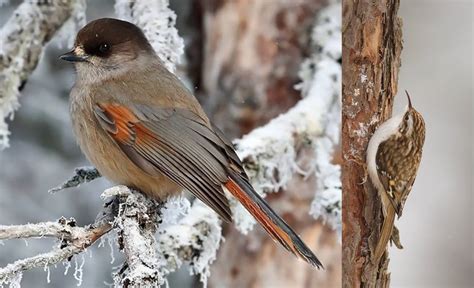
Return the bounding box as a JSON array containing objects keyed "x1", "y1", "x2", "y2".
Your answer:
[{"x1": 99, "y1": 43, "x2": 110, "y2": 54}]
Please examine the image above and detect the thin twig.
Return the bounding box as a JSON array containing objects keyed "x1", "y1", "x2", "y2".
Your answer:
[
  {"x1": 0, "y1": 201, "x2": 115, "y2": 284},
  {"x1": 48, "y1": 167, "x2": 101, "y2": 193}
]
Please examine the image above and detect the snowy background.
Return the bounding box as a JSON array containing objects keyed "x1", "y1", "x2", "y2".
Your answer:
[{"x1": 391, "y1": 1, "x2": 473, "y2": 287}]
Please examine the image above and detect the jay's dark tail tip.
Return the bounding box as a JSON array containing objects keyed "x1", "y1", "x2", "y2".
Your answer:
[{"x1": 225, "y1": 172, "x2": 323, "y2": 269}]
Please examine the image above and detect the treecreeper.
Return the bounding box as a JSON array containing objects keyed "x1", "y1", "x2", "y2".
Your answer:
[{"x1": 367, "y1": 91, "x2": 426, "y2": 262}]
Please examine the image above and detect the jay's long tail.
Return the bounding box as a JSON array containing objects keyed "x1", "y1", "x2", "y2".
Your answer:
[{"x1": 224, "y1": 172, "x2": 323, "y2": 269}]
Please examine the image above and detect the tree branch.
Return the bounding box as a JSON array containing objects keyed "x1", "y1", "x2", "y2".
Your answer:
[
  {"x1": 0, "y1": 0, "x2": 86, "y2": 149},
  {"x1": 114, "y1": 0, "x2": 184, "y2": 73},
  {"x1": 103, "y1": 186, "x2": 164, "y2": 287},
  {"x1": 0, "y1": 199, "x2": 115, "y2": 285},
  {"x1": 48, "y1": 166, "x2": 101, "y2": 193}
]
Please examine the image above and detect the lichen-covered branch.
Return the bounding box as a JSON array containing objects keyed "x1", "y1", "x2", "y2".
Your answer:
[{"x1": 0, "y1": 0, "x2": 86, "y2": 149}]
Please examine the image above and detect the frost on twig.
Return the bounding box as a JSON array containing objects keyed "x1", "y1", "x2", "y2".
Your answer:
[
  {"x1": 114, "y1": 0, "x2": 184, "y2": 73},
  {"x1": 157, "y1": 199, "x2": 222, "y2": 287},
  {"x1": 101, "y1": 187, "x2": 222, "y2": 287},
  {"x1": 102, "y1": 186, "x2": 164, "y2": 287},
  {"x1": 0, "y1": 0, "x2": 86, "y2": 149},
  {"x1": 48, "y1": 166, "x2": 101, "y2": 193},
  {"x1": 0, "y1": 200, "x2": 115, "y2": 286}
]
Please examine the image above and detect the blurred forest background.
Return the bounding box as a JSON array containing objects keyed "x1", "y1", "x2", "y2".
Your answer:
[
  {"x1": 390, "y1": 1, "x2": 473, "y2": 287},
  {"x1": 0, "y1": 0, "x2": 340, "y2": 287}
]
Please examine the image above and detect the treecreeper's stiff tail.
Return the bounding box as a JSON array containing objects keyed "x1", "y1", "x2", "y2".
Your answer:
[
  {"x1": 225, "y1": 172, "x2": 323, "y2": 269},
  {"x1": 373, "y1": 206, "x2": 396, "y2": 262}
]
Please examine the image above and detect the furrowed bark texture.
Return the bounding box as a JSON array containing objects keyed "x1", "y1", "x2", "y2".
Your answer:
[
  {"x1": 342, "y1": 1, "x2": 402, "y2": 287},
  {"x1": 195, "y1": 0, "x2": 324, "y2": 137}
]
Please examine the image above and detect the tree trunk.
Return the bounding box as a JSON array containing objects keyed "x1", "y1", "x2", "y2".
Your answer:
[{"x1": 341, "y1": 0, "x2": 402, "y2": 287}]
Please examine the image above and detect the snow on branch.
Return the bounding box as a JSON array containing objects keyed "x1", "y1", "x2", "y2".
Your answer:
[
  {"x1": 0, "y1": 198, "x2": 115, "y2": 286},
  {"x1": 103, "y1": 186, "x2": 164, "y2": 287},
  {"x1": 114, "y1": 0, "x2": 184, "y2": 73},
  {"x1": 103, "y1": 187, "x2": 222, "y2": 287},
  {"x1": 0, "y1": 0, "x2": 86, "y2": 149},
  {"x1": 156, "y1": 199, "x2": 222, "y2": 287},
  {"x1": 232, "y1": 1, "x2": 342, "y2": 235},
  {"x1": 0, "y1": 187, "x2": 223, "y2": 287},
  {"x1": 305, "y1": 1, "x2": 342, "y2": 239}
]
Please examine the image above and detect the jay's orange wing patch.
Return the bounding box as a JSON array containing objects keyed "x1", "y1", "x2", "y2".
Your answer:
[
  {"x1": 96, "y1": 103, "x2": 157, "y2": 145},
  {"x1": 92, "y1": 102, "x2": 233, "y2": 221}
]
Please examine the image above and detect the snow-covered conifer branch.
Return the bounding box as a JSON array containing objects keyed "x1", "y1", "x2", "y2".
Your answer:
[{"x1": 0, "y1": 0, "x2": 86, "y2": 149}]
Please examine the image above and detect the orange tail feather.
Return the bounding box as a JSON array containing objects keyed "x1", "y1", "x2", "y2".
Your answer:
[{"x1": 225, "y1": 174, "x2": 323, "y2": 269}]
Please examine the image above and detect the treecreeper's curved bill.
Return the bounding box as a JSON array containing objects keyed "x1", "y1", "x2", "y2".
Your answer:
[{"x1": 60, "y1": 18, "x2": 322, "y2": 268}]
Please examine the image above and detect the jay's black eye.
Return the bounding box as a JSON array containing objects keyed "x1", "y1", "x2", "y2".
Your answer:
[{"x1": 99, "y1": 43, "x2": 110, "y2": 53}]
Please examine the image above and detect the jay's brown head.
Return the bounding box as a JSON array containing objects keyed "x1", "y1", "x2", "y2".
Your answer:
[{"x1": 60, "y1": 18, "x2": 155, "y2": 80}]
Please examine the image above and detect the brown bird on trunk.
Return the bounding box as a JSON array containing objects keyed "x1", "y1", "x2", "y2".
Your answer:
[
  {"x1": 60, "y1": 18, "x2": 322, "y2": 268},
  {"x1": 367, "y1": 91, "x2": 426, "y2": 262}
]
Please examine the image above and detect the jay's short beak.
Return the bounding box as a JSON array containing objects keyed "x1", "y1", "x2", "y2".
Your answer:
[{"x1": 59, "y1": 50, "x2": 88, "y2": 62}]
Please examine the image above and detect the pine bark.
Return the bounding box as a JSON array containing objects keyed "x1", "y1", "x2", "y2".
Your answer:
[{"x1": 341, "y1": 0, "x2": 403, "y2": 287}]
